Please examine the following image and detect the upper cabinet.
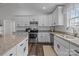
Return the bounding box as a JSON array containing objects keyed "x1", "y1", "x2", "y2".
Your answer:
[
  {"x1": 38, "y1": 15, "x2": 49, "y2": 26},
  {"x1": 52, "y1": 6, "x2": 64, "y2": 26},
  {"x1": 15, "y1": 16, "x2": 30, "y2": 27}
]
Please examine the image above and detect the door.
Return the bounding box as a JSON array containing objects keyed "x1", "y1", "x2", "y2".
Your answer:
[{"x1": 3, "y1": 20, "x2": 13, "y2": 35}]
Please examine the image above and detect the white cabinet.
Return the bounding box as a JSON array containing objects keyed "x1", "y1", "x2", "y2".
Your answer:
[
  {"x1": 54, "y1": 35, "x2": 69, "y2": 56},
  {"x1": 38, "y1": 16, "x2": 44, "y2": 26},
  {"x1": 53, "y1": 6, "x2": 64, "y2": 26},
  {"x1": 54, "y1": 38, "x2": 59, "y2": 55},
  {"x1": 47, "y1": 15, "x2": 54, "y2": 26},
  {"x1": 3, "y1": 36, "x2": 28, "y2": 56},
  {"x1": 38, "y1": 32, "x2": 50, "y2": 43},
  {"x1": 15, "y1": 16, "x2": 30, "y2": 26},
  {"x1": 70, "y1": 43, "x2": 79, "y2": 56},
  {"x1": 3, "y1": 46, "x2": 17, "y2": 56},
  {"x1": 38, "y1": 15, "x2": 49, "y2": 26},
  {"x1": 17, "y1": 39, "x2": 28, "y2": 56},
  {"x1": 24, "y1": 39, "x2": 28, "y2": 56}
]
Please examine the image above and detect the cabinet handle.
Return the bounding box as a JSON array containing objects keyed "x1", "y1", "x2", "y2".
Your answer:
[
  {"x1": 24, "y1": 47, "x2": 26, "y2": 52},
  {"x1": 20, "y1": 43, "x2": 23, "y2": 46},
  {"x1": 69, "y1": 54, "x2": 71, "y2": 56},
  {"x1": 57, "y1": 44, "x2": 60, "y2": 49},
  {"x1": 9, "y1": 53, "x2": 13, "y2": 56},
  {"x1": 74, "y1": 50, "x2": 79, "y2": 54}
]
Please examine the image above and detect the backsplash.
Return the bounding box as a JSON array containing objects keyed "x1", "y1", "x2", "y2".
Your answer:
[
  {"x1": 55, "y1": 25, "x2": 79, "y2": 37},
  {"x1": 55, "y1": 25, "x2": 66, "y2": 32}
]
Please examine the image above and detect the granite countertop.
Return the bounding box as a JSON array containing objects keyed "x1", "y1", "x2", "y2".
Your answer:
[
  {"x1": 0, "y1": 32, "x2": 28, "y2": 55},
  {"x1": 51, "y1": 31, "x2": 79, "y2": 47}
]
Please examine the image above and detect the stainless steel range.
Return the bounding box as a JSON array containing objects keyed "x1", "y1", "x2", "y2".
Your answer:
[{"x1": 29, "y1": 21, "x2": 38, "y2": 43}]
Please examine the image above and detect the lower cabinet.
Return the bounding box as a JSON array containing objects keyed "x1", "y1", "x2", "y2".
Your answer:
[
  {"x1": 54, "y1": 35, "x2": 69, "y2": 56},
  {"x1": 54, "y1": 35, "x2": 79, "y2": 56},
  {"x1": 17, "y1": 39, "x2": 28, "y2": 56},
  {"x1": 70, "y1": 43, "x2": 79, "y2": 56},
  {"x1": 24, "y1": 39, "x2": 28, "y2": 56},
  {"x1": 38, "y1": 32, "x2": 50, "y2": 43},
  {"x1": 3, "y1": 39, "x2": 28, "y2": 56},
  {"x1": 3, "y1": 46, "x2": 17, "y2": 56}
]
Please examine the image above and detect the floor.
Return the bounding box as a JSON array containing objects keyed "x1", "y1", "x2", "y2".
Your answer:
[{"x1": 28, "y1": 43, "x2": 56, "y2": 56}]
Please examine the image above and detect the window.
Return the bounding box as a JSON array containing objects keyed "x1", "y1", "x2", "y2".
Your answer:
[{"x1": 69, "y1": 4, "x2": 79, "y2": 27}]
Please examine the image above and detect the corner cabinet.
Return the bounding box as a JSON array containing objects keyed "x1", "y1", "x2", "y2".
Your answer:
[{"x1": 53, "y1": 6, "x2": 64, "y2": 26}]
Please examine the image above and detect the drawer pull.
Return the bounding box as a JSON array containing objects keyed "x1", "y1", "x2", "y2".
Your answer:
[
  {"x1": 24, "y1": 47, "x2": 26, "y2": 52},
  {"x1": 20, "y1": 43, "x2": 23, "y2": 46},
  {"x1": 9, "y1": 53, "x2": 13, "y2": 56},
  {"x1": 74, "y1": 50, "x2": 79, "y2": 54},
  {"x1": 57, "y1": 44, "x2": 60, "y2": 49}
]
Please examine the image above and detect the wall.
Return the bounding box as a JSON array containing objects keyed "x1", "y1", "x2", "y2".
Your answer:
[{"x1": 55, "y1": 25, "x2": 66, "y2": 32}]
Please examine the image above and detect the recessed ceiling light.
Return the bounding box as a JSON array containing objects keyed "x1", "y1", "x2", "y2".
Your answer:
[{"x1": 42, "y1": 6, "x2": 46, "y2": 10}]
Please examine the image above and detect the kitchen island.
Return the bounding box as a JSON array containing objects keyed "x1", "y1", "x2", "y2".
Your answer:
[{"x1": 0, "y1": 32, "x2": 28, "y2": 56}]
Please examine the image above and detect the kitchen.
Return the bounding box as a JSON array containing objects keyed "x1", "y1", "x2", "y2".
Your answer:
[{"x1": 0, "y1": 3, "x2": 79, "y2": 56}]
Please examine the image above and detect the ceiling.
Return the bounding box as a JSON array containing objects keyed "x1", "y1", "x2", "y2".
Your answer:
[{"x1": 0, "y1": 3, "x2": 65, "y2": 15}]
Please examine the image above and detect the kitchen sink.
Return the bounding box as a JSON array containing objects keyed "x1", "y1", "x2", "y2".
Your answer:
[
  {"x1": 60, "y1": 34, "x2": 75, "y2": 39},
  {"x1": 65, "y1": 35, "x2": 75, "y2": 39}
]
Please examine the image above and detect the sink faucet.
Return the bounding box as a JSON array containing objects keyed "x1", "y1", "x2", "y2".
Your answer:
[{"x1": 66, "y1": 26, "x2": 77, "y2": 37}]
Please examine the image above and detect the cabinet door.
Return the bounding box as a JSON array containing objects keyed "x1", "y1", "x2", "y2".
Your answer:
[
  {"x1": 58, "y1": 43, "x2": 69, "y2": 56},
  {"x1": 38, "y1": 15, "x2": 49, "y2": 26},
  {"x1": 17, "y1": 40, "x2": 26, "y2": 56},
  {"x1": 53, "y1": 8, "x2": 58, "y2": 26},
  {"x1": 38, "y1": 32, "x2": 43, "y2": 42},
  {"x1": 58, "y1": 6, "x2": 64, "y2": 25},
  {"x1": 15, "y1": 16, "x2": 30, "y2": 26},
  {"x1": 56, "y1": 36, "x2": 69, "y2": 49},
  {"x1": 43, "y1": 15, "x2": 49, "y2": 26},
  {"x1": 24, "y1": 39, "x2": 28, "y2": 56},
  {"x1": 54, "y1": 36, "x2": 69, "y2": 56},
  {"x1": 70, "y1": 43, "x2": 79, "y2": 56},
  {"x1": 47, "y1": 15, "x2": 53, "y2": 26},
  {"x1": 38, "y1": 16, "x2": 44, "y2": 26},
  {"x1": 43, "y1": 32, "x2": 50, "y2": 43},
  {"x1": 54, "y1": 39, "x2": 59, "y2": 55}
]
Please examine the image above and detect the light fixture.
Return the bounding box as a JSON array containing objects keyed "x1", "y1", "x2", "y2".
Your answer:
[{"x1": 42, "y1": 6, "x2": 46, "y2": 10}]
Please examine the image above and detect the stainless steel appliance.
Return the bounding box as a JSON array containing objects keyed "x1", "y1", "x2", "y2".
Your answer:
[{"x1": 29, "y1": 21, "x2": 38, "y2": 43}]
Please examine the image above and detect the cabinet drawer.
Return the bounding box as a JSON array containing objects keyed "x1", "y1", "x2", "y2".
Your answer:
[
  {"x1": 70, "y1": 43, "x2": 79, "y2": 56},
  {"x1": 58, "y1": 42, "x2": 69, "y2": 56},
  {"x1": 3, "y1": 46, "x2": 17, "y2": 56}
]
